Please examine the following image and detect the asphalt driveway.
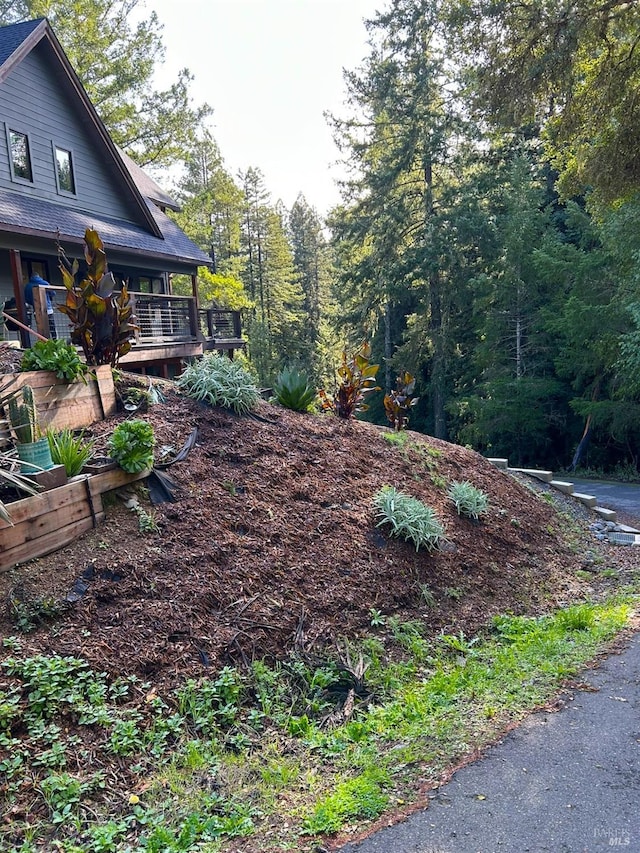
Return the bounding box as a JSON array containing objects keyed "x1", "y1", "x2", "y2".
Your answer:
[
  {"x1": 338, "y1": 632, "x2": 640, "y2": 853},
  {"x1": 570, "y1": 479, "x2": 640, "y2": 528}
]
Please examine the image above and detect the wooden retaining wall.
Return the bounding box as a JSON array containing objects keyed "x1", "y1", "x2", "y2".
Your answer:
[
  {"x1": 0, "y1": 467, "x2": 149, "y2": 573},
  {"x1": 0, "y1": 365, "x2": 116, "y2": 431}
]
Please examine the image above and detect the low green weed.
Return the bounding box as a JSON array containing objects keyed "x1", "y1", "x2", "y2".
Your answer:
[
  {"x1": 135, "y1": 505, "x2": 160, "y2": 534},
  {"x1": 177, "y1": 666, "x2": 244, "y2": 735},
  {"x1": 0, "y1": 598, "x2": 635, "y2": 851},
  {"x1": 302, "y1": 767, "x2": 391, "y2": 834}
]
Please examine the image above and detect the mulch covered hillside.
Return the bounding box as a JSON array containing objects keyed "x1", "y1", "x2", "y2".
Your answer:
[{"x1": 0, "y1": 383, "x2": 618, "y2": 693}]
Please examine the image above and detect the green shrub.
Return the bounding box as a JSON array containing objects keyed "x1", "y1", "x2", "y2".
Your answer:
[
  {"x1": 447, "y1": 480, "x2": 489, "y2": 520},
  {"x1": 21, "y1": 339, "x2": 86, "y2": 383},
  {"x1": 107, "y1": 419, "x2": 155, "y2": 473},
  {"x1": 373, "y1": 485, "x2": 445, "y2": 551},
  {"x1": 176, "y1": 354, "x2": 259, "y2": 415},
  {"x1": 272, "y1": 367, "x2": 316, "y2": 412},
  {"x1": 47, "y1": 428, "x2": 95, "y2": 477}
]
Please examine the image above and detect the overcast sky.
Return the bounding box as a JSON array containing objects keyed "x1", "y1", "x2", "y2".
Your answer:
[{"x1": 147, "y1": 0, "x2": 382, "y2": 216}]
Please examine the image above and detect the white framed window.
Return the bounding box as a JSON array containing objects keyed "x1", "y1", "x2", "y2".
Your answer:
[
  {"x1": 7, "y1": 126, "x2": 33, "y2": 183},
  {"x1": 53, "y1": 144, "x2": 76, "y2": 195}
]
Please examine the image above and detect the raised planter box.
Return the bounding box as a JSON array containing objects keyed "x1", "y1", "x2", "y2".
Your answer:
[
  {"x1": 0, "y1": 466, "x2": 150, "y2": 573},
  {"x1": 0, "y1": 365, "x2": 116, "y2": 431}
]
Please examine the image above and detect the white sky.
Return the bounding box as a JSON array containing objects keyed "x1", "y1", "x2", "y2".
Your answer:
[{"x1": 146, "y1": 0, "x2": 382, "y2": 216}]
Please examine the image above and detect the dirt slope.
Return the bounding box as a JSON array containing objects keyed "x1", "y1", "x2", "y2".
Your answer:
[{"x1": 0, "y1": 387, "x2": 607, "y2": 692}]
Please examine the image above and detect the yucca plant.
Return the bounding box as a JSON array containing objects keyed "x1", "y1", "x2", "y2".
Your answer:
[
  {"x1": 318, "y1": 342, "x2": 380, "y2": 418},
  {"x1": 373, "y1": 485, "x2": 445, "y2": 552},
  {"x1": 273, "y1": 367, "x2": 317, "y2": 412},
  {"x1": 47, "y1": 428, "x2": 95, "y2": 477},
  {"x1": 57, "y1": 228, "x2": 137, "y2": 368},
  {"x1": 384, "y1": 372, "x2": 419, "y2": 431},
  {"x1": 447, "y1": 480, "x2": 489, "y2": 520},
  {"x1": 176, "y1": 353, "x2": 260, "y2": 415}
]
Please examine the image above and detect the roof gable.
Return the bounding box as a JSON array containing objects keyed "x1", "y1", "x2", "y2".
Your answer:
[
  {"x1": 0, "y1": 17, "x2": 42, "y2": 68},
  {"x1": 0, "y1": 18, "x2": 162, "y2": 238}
]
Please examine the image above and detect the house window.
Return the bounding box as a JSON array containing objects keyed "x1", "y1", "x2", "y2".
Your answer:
[
  {"x1": 8, "y1": 128, "x2": 33, "y2": 182},
  {"x1": 54, "y1": 146, "x2": 76, "y2": 194}
]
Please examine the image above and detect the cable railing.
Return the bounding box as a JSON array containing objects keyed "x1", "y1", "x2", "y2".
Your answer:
[{"x1": 20, "y1": 286, "x2": 242, "y2": 348}]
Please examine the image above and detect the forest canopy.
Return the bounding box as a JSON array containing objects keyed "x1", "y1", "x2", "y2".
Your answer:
[{"x1": 6, "y1": 0, "x2": 639, "y2": 475}]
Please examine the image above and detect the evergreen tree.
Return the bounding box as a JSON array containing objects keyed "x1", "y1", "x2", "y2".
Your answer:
[
  {"x1": 0, "y1": 0, "x2": 210, "y2": 167},
  {"x1": 446, "y1": 0, "x2": 640, "y2": 206},
  {"x1": 288, "y1": 195, "x2": 337, "y2": 383},
  {"x1": 238, "y1": 170, "x2": 306, "y2": 383},
  {"x1": 328, "y1": 0, "x2": 475, "y2": 438}
]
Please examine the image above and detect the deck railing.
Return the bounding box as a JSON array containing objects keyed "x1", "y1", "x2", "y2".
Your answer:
[
  {"x1": 199, "y1": 308, "x2": 242, "y2": 341},
  {"x1": 29, "y1": 286, "x2": 242, "y2": 348}
]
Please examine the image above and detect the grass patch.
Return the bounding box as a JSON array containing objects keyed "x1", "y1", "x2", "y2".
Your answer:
[{"x1": 0, "y1": 595, "x2": 636, "y2": 852}]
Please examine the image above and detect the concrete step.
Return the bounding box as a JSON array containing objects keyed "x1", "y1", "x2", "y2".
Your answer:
[
  {"x1": 607, "y1": 532, "x2": 640, "y2": 546},
  {"x1": 508, "y1": 468, "x2": 553, "y2": 483},
  {"x1": 594, "y1": 506, "x2": 617, "y2": 522},
  {"x1": 550, "y1": 480, "x2": 574, "y2": 495},
  {"x1": 573, "y1": 492, "x2": 597, "y2": 508},
  {"x1": 616, "y1": 523, "x2": 640, "y2": 534},
  {"x1": 487, "y1": 457, "x2": 509, "y2": 470}
]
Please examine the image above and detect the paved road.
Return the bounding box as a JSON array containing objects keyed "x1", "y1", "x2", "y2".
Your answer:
[
  {"x1": 338, "y1": 633, "x2": 640, "y2": 853},
  {"x1": 570, "y1": 479, "x2": 640, "y2": 527}
]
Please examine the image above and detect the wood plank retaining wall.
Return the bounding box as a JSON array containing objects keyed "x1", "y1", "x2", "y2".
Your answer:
[
  {"x1": 0, "y1": 467, "x2": 149, "y2": 572},
  {"x1": 0, "y1": 365, "x2": 116, "y2": 431}
]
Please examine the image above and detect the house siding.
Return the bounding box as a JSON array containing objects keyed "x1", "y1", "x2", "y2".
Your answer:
[{"x1": 0, "y1": 43, "x2": 138, "y2": 223}]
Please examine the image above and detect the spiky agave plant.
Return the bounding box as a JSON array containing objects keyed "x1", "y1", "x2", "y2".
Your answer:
[{"x1": 273, "y1": 367, "x2": 317, "y2": 412}]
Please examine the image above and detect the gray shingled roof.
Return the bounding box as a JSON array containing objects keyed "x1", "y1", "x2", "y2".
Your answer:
[
  {"x1": 117, "y1": 148, "x2": 180, "y2": 212},
  {"x1": 0, "y1": 18, "x2": 42, "y2": 67},
  {"x1": 0, "y1": 189, "x2": 211, "y2": 267}
]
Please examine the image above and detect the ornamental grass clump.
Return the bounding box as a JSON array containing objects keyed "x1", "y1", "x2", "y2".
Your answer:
[
  {"x1": 373, "y1": 485, "x2": 445, "y2": 552},
  {"x1": 447, "y1": 480, "x2": 489, "y2": 520},
  {"x1": 273, "y1": 366, "x2": 316, "y2": 412},
  {"x1": 176, "y1": 353, "x2": 259, "y2": 415}
]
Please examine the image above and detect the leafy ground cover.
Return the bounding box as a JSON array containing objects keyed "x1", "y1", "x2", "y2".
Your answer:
[{"x1": 1, "y1": 383, "x2": 639, "y2": 851}]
